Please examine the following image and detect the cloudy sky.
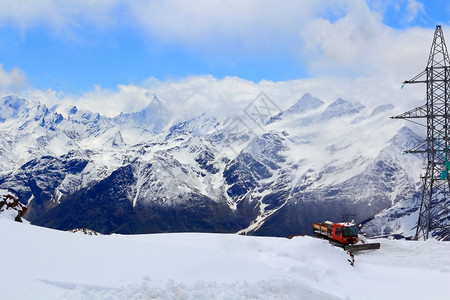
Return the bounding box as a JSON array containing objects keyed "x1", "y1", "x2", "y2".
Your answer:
[{"x1": 0, "y1": 0, "x2": 448, "y2": 116}]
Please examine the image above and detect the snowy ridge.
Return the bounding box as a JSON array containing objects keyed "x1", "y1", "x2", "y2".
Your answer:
[{"x1": 114, "y1": 95, "x2": 173, "y2": 132}]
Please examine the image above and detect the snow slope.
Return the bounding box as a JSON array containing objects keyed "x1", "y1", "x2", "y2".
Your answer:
[{"x1": 1, "y1": 219, "x2": 449, "y2": 300}]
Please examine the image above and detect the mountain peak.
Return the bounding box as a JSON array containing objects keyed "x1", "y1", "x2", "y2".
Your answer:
[
  {"x1": 151, "y1": 94, "x2": 162, "y2": 104},
  {"x1": 69, "y1": 106, "x2": 78, "y2": 115},
  {"x1": 286, "y1": 93, "x2": 324, "y2": 114},
  {"x1": 320, "y1": 97, "x2": 365, "y2": 119},
  {"x1": 141, "y1": 95, "x2": 165, "y2": 113},
  {"x1": 0, "y1": 96, "x2": 29, "y2": 122},
  {"x1": 268, "y1": 93, "x2": 324, "y2": 123},
  {"x1": 115, "y1": 95, "x2": 172, "y2": 132}
]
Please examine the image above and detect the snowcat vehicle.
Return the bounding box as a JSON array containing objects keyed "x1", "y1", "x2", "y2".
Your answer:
[{"x1": 312, "y1": 221, "x2": 380, "y2": 252}]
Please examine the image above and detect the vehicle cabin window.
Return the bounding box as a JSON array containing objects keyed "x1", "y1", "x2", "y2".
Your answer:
[
  {"x1": 335, "y1": 227, "x2": 341, "y2": 236},
  {"x1": 342, "y1": 226, "x2": 358, "y2": 237}
]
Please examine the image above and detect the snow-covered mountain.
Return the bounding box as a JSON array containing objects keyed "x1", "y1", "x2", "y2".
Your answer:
[
  {"x1": 0, "y1": 93, "x2": 442, "y2": 239},
  {"x1": 114, "y1": 95, "x2": 173, "y2": 132}
]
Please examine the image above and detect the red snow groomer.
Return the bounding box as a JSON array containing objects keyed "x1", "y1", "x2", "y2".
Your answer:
[
  {"x1": 313, "y1": 221, "x2": 358, "y2": 244},
  {"x1": 312, "y1": 221, "x2": 380, "y2": 252}
]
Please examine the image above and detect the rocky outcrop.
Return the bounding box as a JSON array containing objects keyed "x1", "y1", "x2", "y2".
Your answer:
[
  {"x1": 0, "y1": 189, "x2": 27, "y2": 222},
  {"x1": 68, "y1": 228, "x2": 103, "y2": 235}
]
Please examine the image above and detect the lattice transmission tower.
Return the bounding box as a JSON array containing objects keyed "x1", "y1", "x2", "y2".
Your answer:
[{"x1": 392, "y1": 25, "x2": 450, "y2": 240}]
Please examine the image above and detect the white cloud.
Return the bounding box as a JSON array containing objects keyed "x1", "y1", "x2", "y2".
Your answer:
[
  {"x1": 299, "y1": 0, "x2": 434, "y2": 81},
  {"x1": 127, "y1": 0, "x2": 319, "y2": 44},
  {"x1": 0, "y1": 64, "x2": 26, "y2": 96},
  {"x1": 0, "y1": 1, "x2": 344, "y2": 59},
  {"x1": 0, "y1": 0, "x2": 437, "y2": 80},
  {"x1": 28, "y1": 76, "x2": 262, "y2": 118},
  {"x1": 25, "y1": 74, "x2": 424, "y2": 123},
  {"x1": 124, "y1": 0, "x2": 437, "y2": 82},
  {"x1": 0, "y1": 0, "x2": 122, "y2": 35},
  {"x1": 0, "y1": 0, "x2": 318, "y2": 38},
  {"x1": 31, "y1": 84, "x2": 152, "y2": 118},
  {"x1": 405, "y1": 0, "x2": 425, "y2": 22}
]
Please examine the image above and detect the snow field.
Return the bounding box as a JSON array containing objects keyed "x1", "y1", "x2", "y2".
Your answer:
[{"x1": 1, "y1": 219, "x2": 449, "y2": 299}]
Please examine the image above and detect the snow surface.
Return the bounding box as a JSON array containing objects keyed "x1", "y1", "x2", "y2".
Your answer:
[{"x1": 1, "y1": 219, "x2": 449, "y2": 300}]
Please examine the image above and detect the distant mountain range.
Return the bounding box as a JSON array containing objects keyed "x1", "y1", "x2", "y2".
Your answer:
[{"x1": 1, "y1": 92, "x2": 445, "y2": 239}]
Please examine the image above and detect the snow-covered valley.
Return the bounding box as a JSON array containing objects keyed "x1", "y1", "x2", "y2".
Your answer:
[{"x1": 1, "y1": 218, "x2": 449, "y2": 300}]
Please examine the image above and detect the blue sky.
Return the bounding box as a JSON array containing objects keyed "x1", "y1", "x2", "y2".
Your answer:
[{"x1": 0, "y1": 0, "x2": 448, "y2": 99}]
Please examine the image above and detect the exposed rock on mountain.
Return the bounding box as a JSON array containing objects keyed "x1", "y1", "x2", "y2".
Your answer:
[{"x1": 0, "y1": 189, "x2": 27, "y2": 222}]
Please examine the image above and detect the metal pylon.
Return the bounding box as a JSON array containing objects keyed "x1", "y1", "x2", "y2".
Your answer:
[{"x1": 392, "y1": 25, "x2": 450, "y2": 240}]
